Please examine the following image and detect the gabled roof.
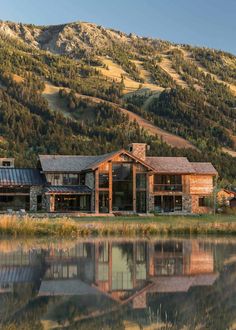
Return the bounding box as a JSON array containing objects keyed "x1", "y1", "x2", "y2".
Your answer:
[
  {"x1": 39, "y1": 151, "x2": 118, "y2": 172},
  {"x1": 145, "y1": 157, "x2": 195, "y2": 174},
  {"x1": 191, "y1": 162, "x2": 218, "y2": 175},
  {"x1": 0, "y1": 168, "x2": 46, "y2": 186},
  {"x1": 220, "y1": 189, "x2": 236, "y2": 195},
  {"x1": 39, "y1": 150, "x2": 217, "y2": 176},
  {"x1": 39, "y1": 150, "x2": 154, "y2": 173}
]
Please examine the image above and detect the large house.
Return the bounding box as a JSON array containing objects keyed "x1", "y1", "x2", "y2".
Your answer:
[{"x1": 0, "y1": 143, "x2": 218, "y2": 214}]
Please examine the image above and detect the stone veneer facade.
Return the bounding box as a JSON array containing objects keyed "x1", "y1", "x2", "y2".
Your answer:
[{"x1": 30, "y1": 186, "x2": 44, "y2": 212}]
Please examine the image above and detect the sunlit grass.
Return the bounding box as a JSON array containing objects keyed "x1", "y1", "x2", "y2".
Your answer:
[{"x1": 0, "y1": 214, "x2": 236, "y2": 237}]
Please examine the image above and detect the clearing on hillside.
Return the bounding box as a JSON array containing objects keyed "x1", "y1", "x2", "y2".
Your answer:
[
  {"x1": 97, "y1": 57, "x2": 164, "y2": 93},
  {"x1": 42, "y1": 82, "x2": 72, "y2": 119}
]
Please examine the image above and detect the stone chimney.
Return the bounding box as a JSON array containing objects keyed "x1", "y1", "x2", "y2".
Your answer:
[{"x1": 127, "y1": 143, "x2": 149, "y2": 161}]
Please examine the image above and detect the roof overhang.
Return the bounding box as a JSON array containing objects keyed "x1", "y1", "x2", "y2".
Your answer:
[{"x1": 44, "y1": 186, "x2": 92, "y2": 195}]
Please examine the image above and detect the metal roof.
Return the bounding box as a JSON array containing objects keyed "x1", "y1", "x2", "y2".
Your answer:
[
  {"x1": 0, "y1": 168, "x2": 45, "y2": 186},
  {"x1": 38, "y1": 279, "x2": 103, "y2": 296},
  {"x1": 0, "y1": 266, "x2": 40, "y2": 283},
  {"x1": 44, "y1": 185, "x2": 92, "y2": 194}
]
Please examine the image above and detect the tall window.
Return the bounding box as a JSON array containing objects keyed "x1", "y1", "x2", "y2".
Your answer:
[
  {"x1": 136, "y1": 173, "x2": 147, "y2": 213},
  {"x1": 99, "y1": 173, "x2": 109, "y2": 188},
  {"x1": 112, "y1": 163, "x2": 133, "y2": 211}
]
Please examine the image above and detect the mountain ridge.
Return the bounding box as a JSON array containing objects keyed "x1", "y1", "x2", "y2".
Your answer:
[{"x1": 0, "y1": 19, "x2": 235, "y2": 183}]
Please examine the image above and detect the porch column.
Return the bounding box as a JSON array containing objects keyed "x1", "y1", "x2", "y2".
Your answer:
[
  {"x1": 49, "y1": 195, "x2": 55, "y2": 212},
  {"x1": 133, "y1": 163, "x2": 137, "y2": 213},
  {"x1": 109, "y1": 161, "x2": 112, "y2": 213},
  {"x1": 30, "y1": 186, "x2": 38, "y2": 212},
  {"x1": 95, "y1": 170, "x2": 99, "y2": 213}
]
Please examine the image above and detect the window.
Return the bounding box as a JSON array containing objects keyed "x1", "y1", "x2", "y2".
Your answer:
[
  {"x1": 53, "y1": 174, "x2": 60, "y2": 185},
  {"x1": 154, "y1": 175, "x2": 182, "y2": 191},
  {"x1": 199, "y1": 196, "x2": 209, "y2": 207},
  {"x1": 37, "y1": 195, "x2": 42, "y2": 211},
  {"x1": 112, "y1": 163, "x2": 133, "y2": 211},
  {"x1": 99, "y1": 191, "x2": 109, "y2": 213},
  {"x1": 2, "y1": 161, "x2": 11, "y2": 167},
  {"x1": 63, "y1": 174, "x2": 79, "y2": 185},
  {"x1": 136, "y1": 191, "x2": 146, "y2": 213},
  {"x1": 112, "y1": 163, "x2": 132, "y2": 181},
  {"x1": 136, "y1": 173, "x2": 146, "y2": 189},
  {"x1": 99, "y1": 173, "x2": 109, "y2": 188},
  {"x1": 154, "y1": 196, "x2": 182, "y2": 213},
  {"x1": 79, "y1": 173, "x2": 85, "y2": 185}
]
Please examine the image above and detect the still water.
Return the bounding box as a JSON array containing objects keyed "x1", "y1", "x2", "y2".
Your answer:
[{"x1": 0, "y1": 236, "x2": 236, "y2": 330}]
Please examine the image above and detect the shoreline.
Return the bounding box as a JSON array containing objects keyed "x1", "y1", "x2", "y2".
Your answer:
[{"x1": 0, "y1": 214, "x2": 236, "y2": 237}]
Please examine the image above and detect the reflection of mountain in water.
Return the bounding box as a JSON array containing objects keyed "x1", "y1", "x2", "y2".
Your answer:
[{"x1": 0, "y1": 238, "x2": 236, "y2": 329}]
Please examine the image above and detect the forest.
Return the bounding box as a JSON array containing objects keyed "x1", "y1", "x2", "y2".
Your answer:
[{"x1": 0, "y1": 25, "x2": 235, "y2": 186}]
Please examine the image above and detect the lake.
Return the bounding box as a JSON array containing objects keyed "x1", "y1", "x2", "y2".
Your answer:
[{"x1": 0, "y1": 236, "x2": 236, "y2": 329}]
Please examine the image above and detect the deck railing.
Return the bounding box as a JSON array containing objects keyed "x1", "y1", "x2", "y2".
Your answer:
[{"x1": 153, "y1": 184, "x2": 182, "y2": 192}]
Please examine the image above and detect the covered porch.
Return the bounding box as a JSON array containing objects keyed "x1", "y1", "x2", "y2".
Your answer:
[{"x1": 44, "y1": 186, "x2": 92, "y2": 212}]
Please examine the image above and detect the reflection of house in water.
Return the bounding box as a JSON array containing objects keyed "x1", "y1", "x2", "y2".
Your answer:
[
  {"x1": 37, "y1": 240, "x2": 218, "y2": 310},
  {"x1": 0, "y1": 239, "x2": 219, "y2": 325},
  {"x1": 0, "y1": 245, "x2": 43, "y2": 295}
]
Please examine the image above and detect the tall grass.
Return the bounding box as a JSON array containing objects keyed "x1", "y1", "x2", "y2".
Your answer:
[{"x1": 1, "y1": 215, "x2": 236, "y2": 237}]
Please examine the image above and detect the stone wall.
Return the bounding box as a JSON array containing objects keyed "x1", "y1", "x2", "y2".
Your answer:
[
  {"x1": 30, "y1": 186, "x2": 44, "y2": 212},
  {"x1": 148, "y1": 194, "x2": 154, "y2": 213},
  {"x1": 85, "y1": 172, "x2": 95, "y2": 189},
  {"x1": 85, "y1": 172, "x2": 95, "y2": 212},
  {"x1": 182, "y1": 195, "x2": 192, "y2": 213}
]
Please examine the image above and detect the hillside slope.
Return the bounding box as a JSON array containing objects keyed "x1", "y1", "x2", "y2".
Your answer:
[{"x1": 0, "y1": 20, "x2": 235, "y2": 182}]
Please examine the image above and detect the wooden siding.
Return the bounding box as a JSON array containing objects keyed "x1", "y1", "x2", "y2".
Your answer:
[{"x1": 189, "y1": 175, "x2": 214, "y2": 195}]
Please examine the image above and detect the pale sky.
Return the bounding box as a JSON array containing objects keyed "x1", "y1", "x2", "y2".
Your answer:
[{"x1": 0, "y1": 0, "x2": 235, "y2": 54}]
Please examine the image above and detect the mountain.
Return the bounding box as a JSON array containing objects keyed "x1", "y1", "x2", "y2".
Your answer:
[{"x1": 0, "y1": 20, "x2": 235, "y2": 183}]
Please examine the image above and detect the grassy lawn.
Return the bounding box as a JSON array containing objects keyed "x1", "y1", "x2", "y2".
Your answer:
[
  {"x1": 0, "y1": 214, "x2": 236, "y2": 237},
  {"x1": 70, "y1": 214, "x2": 236, "y2": 224}
]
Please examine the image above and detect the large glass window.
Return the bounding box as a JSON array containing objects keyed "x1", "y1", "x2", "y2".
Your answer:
[
  {"x1": 136, "y1": 191, "x2": 146, "y2": 213},
  {"x1": 154, "y1": 196, "x2": 182, "y2": 213},
  {"x1": 99, "y1": 173, "x2": 109, "y2": 188},
  {"x1": 99, "y1": 191, "x2": 109, "y2": 213},
  {"x1": 0, "y1": 195, "x2": 30, "y2": 211},
  {"x1": 112, "y1": 163, "x2": 133, "y2": 211},
  {"x1": 154, "y1": 175, "x2": 182, "y2": 192},
  {"x1": 136, "y1": 173, "x2": 146, "y2": 189},
  {"x1": 55, "y1": 195, "x2": 90, "y2": 211}
]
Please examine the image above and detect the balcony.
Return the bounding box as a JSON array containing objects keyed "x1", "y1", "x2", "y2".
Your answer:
[{"x1": 154, "y1": 184, "x2": 182, "y2": 192}]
